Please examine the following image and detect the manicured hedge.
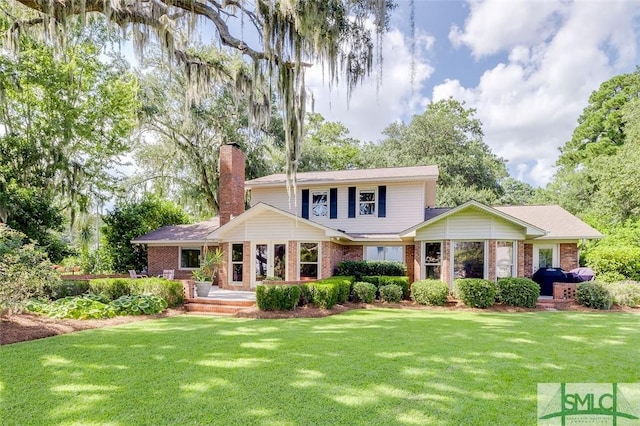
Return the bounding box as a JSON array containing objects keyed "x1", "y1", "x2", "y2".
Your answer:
[
  {"x1": 454, "y1": 278, "x2": 496, "y2": 309},
  {"x1": 410, "y1": 279, "x2": 449, "y2": 306},
  {"x1": 87, "y1": 278, "x2": 184, "y2": 307},
  {"x1": 43, "y1": 280, "x2": 91, "y2": 300},
  {"x1": 576, "y1": 282, "x2": 613, "y2": 310},
  {"x1": 297, "y1": 276, "x2": 354, "y2": 309},
  {"x1": 605, "y1": 280, "x2": 640, "y2": 307},
  {"x1": 352, "y1": 282, "x2": 377, "y2": 303},
  {"x1": 496, "y1": 278, "x2": 540, "y2": 308},
  {"x1": 256, "y1": 285, "x2": 301, "y2": 311},
  {"x1": 336, "y1": 260, "x2": 406, "y2": 279},
  {"x1": 362, "y1": 276, "x2": 410, "y2": 299},
  {"x1": 379, "y1": 284, "x2": 403, "y2": 303}
]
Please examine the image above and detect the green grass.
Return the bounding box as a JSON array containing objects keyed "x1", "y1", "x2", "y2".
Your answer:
[{"x1": 1, "y1": 310, "x2": 639, "y2": 425}]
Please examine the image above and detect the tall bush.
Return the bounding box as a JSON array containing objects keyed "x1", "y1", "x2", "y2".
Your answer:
[
  {"x1": 584, "y1": 245, "x2": 640, "y2": 281},
  {"x1": 454, "y1": 278, "x2": 496, "y2": 309},
  {"x1": 256, "y1": 285, "x2": 301, "y2": 311},
  {"x1": 0, "y1": 224, "x2": 59, "y2": 314},
  {"x1": 496, "y1": 278, "x2": 540, "y2": 308},
  {"x1": 410, "y1": 280, "x2": 449, "y2": 306},
  {"x1": 379, "y1": 284, "x2": 403, "y2": 303},
  {"x1": 576, "y1": 282, "x2": 613, "y2": 310},
  {"x1": 605, "y1": 281, "x2": 640, "y2": 307},
  {"x1": 352, "y1": 282, "x2": 376, "y2": 303}
]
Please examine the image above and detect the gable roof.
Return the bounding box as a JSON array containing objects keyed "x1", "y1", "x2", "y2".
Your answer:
[
  {"x1": 207, "y1": 202, "x2": 352, "y2": 241},
  {"x1": 131, "y1": 218, "x2": 220, "y2": 245},
  {"x1": 245, "y1": 165, "x2": 439, "y2": 188},
  {"x1": 400, "y1": 200, "x2": 547, "y2": 238},
  {"x1": 494, "y1": 205, "x2": 603, "y2": 239}
]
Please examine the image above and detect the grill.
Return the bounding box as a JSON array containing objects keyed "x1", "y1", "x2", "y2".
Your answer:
[{"x1": 532, "y1": 268, "x2": 581, "y2": 296}]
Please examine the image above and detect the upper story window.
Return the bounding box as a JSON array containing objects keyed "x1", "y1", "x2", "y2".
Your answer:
[
  {"x1": 180, "y1": 247, "x2": 201, "y2": 269},
  {"x1": 312, "y1": 191, "x2": 328, "y2": 217},
  {"x1": 359, "y1": 190, "x2": 375, "y2": 215}
]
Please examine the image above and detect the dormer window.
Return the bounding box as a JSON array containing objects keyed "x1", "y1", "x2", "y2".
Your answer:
[
  {"x1": 359, "y1": 190, "x2": 375, "y2": 215},
  {"x1": 312, "y1": 191, "x2": 328, "y2": 217}
]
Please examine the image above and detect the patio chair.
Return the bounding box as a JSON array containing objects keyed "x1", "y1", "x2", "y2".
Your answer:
[
  {"x1": 129, "y1": 270, "x2": 148, "y2": 279},
  {"x1": 157, "y1": 269, "x2": 175, "y2": 280}
]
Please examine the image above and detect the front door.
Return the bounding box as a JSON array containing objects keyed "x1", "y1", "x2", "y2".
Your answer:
[
  {"x1": 253, "y1": 243, "x2": 287, "y2": 288},
  {"x1": 533, "y1": 244, "x2": 558, "y2": 274}
]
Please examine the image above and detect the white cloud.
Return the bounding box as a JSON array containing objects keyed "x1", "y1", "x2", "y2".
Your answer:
[
  {"x1": 436, "y1": 0, "x2": 640, "y2": 186},
  {"x1": 306, "y1": 27, "x2": 434, "y2": 143}
]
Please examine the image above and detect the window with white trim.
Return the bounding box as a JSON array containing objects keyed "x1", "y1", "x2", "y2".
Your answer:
[
  {"x1": 424, "y1": 242, "x2": 442, "y2": 280},
  {"x1": 299, "y1": 242, "x2": 319, "y2": 279},
  {"x1": 359, "y1": 189, "x2": 375, "y2": 215},
  {"x1": 231, "y1": 243, "x2": 244, "y2": 282},
  {"x1": 453, "y1": 241, "x2": 485, "y2": 279},
  {"x1": 312, "y1": 191, "x2": 328, "y2": 217},
  {"x1": 365, "y1": 246, "x2": 404, "y2": 262},
  {"x1": 496, "y1": 241, "x2": 515, "y2": 278},
  {"x1": 180, "y1": 247, "x2": 201, "y2": 269}
]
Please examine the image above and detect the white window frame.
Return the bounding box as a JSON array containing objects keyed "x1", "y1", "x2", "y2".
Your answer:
[
  {"x1": 312, "y1": 191, "x2": 328, "y2": 217},
  {"x1": 495, "y1": 240, "x2": 517, "y2": 279},
  {"x1": 451, "y1": 240, "x2": 488, "y2": 280},
  {"x1": 298, "y1": 242, "x2": 320, "y2": 280},
  {"x1": 423, "y1": 241, "x2": 442, "y2": 280},
  {"x1": 230, "y1": 242, "x2": 244, "y2": 284},
  {"x1": 365, "y1": 246, "x2": 404, "y2": 262},
  {"x1": 179, "y1": 246, "x2": 201, "y2": 270},
  {"x1": 358, "y1": 189, "x2": 376, "y2": 216},
  {"x1": 533, "y1": 244, "x2": 559, "y2": 274}
]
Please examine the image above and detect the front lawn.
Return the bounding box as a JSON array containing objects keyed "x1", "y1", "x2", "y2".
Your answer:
[{"x1": 1, "y1": 310, "x2": 639, "y2": 425}]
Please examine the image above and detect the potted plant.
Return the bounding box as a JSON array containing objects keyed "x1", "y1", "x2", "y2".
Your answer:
[{"x1": 192, "y1": 248, "x2": 224, "y2": 297}]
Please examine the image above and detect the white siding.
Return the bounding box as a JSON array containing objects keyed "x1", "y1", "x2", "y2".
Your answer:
[
  {"x1": 250, "y1": 181, "x2": 429, "y2": 233},
  {"x1": 221, "y1": 210, "x2": 328, "y2": 241},
  {"x1": 416, "y1": 210, "x2": 526, "y2": 240}
]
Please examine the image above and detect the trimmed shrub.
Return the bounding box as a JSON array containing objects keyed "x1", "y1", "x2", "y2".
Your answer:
[
  {"x1": 379, "y1": 284, "x2": 403, "y2": 303},
  {"x1": 128, "y1": 278, "x2": 184, "y2": 307},
  {"x1": 585, "y1": 245, "x2": 640, "y2": 281},
  {"x1": 336, "y1": 260, "x2": 406, "y2": 279},
  {"x1": 496, "y1": 278, "x2": 540, "y2": 308},
  {"x1": 379, "y1": 276, "x2": 410, "y2": 299},
  {"x1": 352, "y1": 282, "x2": 377, "y2": 303},
  {"x1": 576, "y1": 282, "x2": 613, "y2": 310},
  {"x1": 89, "y1": 278, "x2": 131, "y2": 300},
  {"x1": 454, "y1": 278, "x2": 496, "y2": 308},
  {"x1": 411, "y1": 279, "x2": 449, "y2": 306},
  {"x1": 318, "y1": 276, "x2": 353, "y2": 304},
  {"x1": 256, "y1": 285, "x2": 301, "y2": 311},
  {"x1": 111, "y1": 294, "x2": 168, "y2": 315},
  {"x1": 298, "y1": 284, "x2": 312, "y2": 306},
  {"x1": 308, "y1": 284, "x2": 339, "y2": 309},
  {"x1": 605, "y1": 281, "x2": 640, "y2": 307},
  {"x1": 43, "y1": 280, "x2": 91, "y2": 300}
]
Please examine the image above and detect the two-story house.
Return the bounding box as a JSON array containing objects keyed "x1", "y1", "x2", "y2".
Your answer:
[{"x1": 133, "y1": 143, "x2": 602, "y2": 294}]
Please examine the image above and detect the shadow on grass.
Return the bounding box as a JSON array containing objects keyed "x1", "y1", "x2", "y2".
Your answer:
[{"x1": 1, "y1": 310, "x2": 639, "y2": 425}]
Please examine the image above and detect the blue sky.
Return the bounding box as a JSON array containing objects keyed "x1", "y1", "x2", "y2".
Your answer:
[{"x1": 306, "y1": 0, "x2": 640, "y2": 186}]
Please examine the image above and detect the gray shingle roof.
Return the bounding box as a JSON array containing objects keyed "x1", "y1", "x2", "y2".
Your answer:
[
  {"x1": 131, "y1": 218, "x2": 220, "y2": 244},
  {"x1": 494, "y1": 205, "x2": 602, "y2": 239},
  {"x1": 245, "y1": 165, "x2": 439, "y2": 187}
]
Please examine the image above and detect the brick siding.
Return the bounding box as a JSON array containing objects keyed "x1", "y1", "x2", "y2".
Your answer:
[
  {"x1": 342, "y1": 245, "x2": 363, "y2": 261},
  {"x1": 517, "y1": 241, "x2": 525, "y2": 278},
  {"x1": 406, "y1": 244, "x2": 417, "y2": 283},
  {"x1": 488, "y1": 240, "x2": 496, "y2": 282},
  {"x1": 523, "y1": 244, "x2": 533, "y2": 278},
  {"x1": 442, "y1": 240, "x2": 451, "y2": 288},
  {"x1": 560, "y1": 243, "x2": 579, "y2": 271},
  {"x1": 219, "y1": 144, "x2": 245, "y2": 226}
]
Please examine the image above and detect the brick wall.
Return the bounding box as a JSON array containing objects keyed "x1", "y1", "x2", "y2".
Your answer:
[
  {"x1": 488, "y1": 240, "x2": 496, "y2": 282},
  {"x1": 322, "y1": 241, "x2": 343, "y2": 278},
  {"x1": 442, "y1": 240, "x2": 451, "y2": 288},
  {"x1": 148, "y1": 246, "x2": 195, "y2": 279},
  {"x1": 560, "y1": 243, "x2": 579, "y2": 271},
  {"x1": 219, "y1": 144, "x2": 245, "y2": 226},
  {"x1": 406, "y1": 244, "x2": 417, "y2": 283},
  {"x1": 218, "y1": 242, "x2": 229, "y2": 289},
  {"x1": 287, "y1": 241, "x2": 299, "y2": 281},
  {"x1": 523, "y1": 244, "x2": 533, "y2": 278},
  {"x1": 517, "y1": 241, "x2": 525, "y2": 278},
  {"x1": 342, "y1": 245, "x2": 363, "y2": 262}
]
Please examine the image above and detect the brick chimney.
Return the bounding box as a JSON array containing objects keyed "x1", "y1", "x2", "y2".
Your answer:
[{"x1": 219, "y1": 143, "x2": 245, "y2": 226}]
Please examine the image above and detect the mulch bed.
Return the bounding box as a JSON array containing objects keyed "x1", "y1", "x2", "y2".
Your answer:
[{"x1": 2, "y1": 301, "x2": 637, "y2": 346}]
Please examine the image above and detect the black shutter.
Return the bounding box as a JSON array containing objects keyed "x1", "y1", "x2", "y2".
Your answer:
[
  {"x1": 330, "y1": 188, "x2": 338, "y2": 219},
  {"x1": 348, "y1": 186, "x2": 356, "y2": 218},
  {"x1": 302, "y1": 189, "x2": 309, "y2": 219},
  {"x1": 378, "y1": 185, "x2": 386, "y2": 218}
]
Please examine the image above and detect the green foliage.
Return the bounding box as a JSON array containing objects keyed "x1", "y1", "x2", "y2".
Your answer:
[
  {"x1": 584, "y1": 244, "x2": 640, "y2": 280},
  {"x1": 454, "y1": 278, "x2": 496, "y2": 309},
  {"x1": 0, "y1": 224, "x2": 60, "y2": 314},
  {"x1": 256, "y1": 285, "x2": 301, "y2": 311},
  {"x1": 298, "y1": 284, "x2": 312, "y2": 306},
  {"x1": 410, "y1": 279, "x2": 449, "y2": 306},
  {"x1": 319, "y1": 276, "x2": 353, "y2": 304},
  {"x1": 80, "y1": 246, "x2": 114, "y2": 275},
  {"x1": 576, "y1": 282, "x2": 613, "y2": 310},
  {"x1": 604, "y1": 281, "x2": 640, "y2": 307},
  {"x1": 111, "y1": 295, "x2": 168, "y2": 316},
  {"x1": 496, "y1": 278, "x2": 540, "y2": 308},
  {"x1": 378, "y1": 284, "x2": 403, "y2": 303},
  {"x1": 102, "y1": 197, "x2": 190, "y2": 273},
  {"x1": 89, "y1": 278, "x2": 131, "y2": 301},
  {"x1": 336, "y1": 260, "x2": 406, "y2": 279},
  {"x1": 304, "y1": 283, "x2": 339, "y2": 309},
  {"x1": 43, "y1": 280, "x2": 90, "y2": 300},
  {"x1": 87, "y1": 277, "x2": 183, "y2": 307},
  {"x1": 362, "y1": 275, "x2": 410, "y2": 299},
  {"x1": 26, "y1": 296, "x2": 117, "y2": 319},
  {"x1": 352, "y1": 282, "x2": 377, "y2": 303},
  {"x1": 192, "y1": 249, "x2": 224, "y2": 283}
]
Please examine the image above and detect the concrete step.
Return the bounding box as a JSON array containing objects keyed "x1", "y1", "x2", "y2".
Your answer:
[
  {"x1": 536, "y1": 299, "x2": 574, "y2": 309},
  {"x1": 185, "y1": 303, "x2": 253, "y2": 315},
  {"x1": 185, "y1": 297, "x2": 255, "y2": 307}
]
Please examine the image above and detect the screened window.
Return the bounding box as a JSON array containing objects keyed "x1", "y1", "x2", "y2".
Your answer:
[
  {"x1": 299, "y1": 242, "x2": 319, "y2": 279},
  {"x1": 231, "y1": 243, "x2": 244, "y2": 282},
  {"x1": 312, "y1": 191, "x2": 328, "y2": 217},
  {"x1": 180, "y1": 248, "x2": 201, "y2": 269},
  {"x1": 424, "y1": 242, "x2": 442, "y2": 280},
  {"x1": 359, "y1": 190, "x2": 375, "y2": 215},
  {"x1": 453, "y1": 241, "x2": 485, "y2": 279},
  {"x1": 365, "y1": 246, "x2": 404, "y2": 262},
  {"x1": 496, "y1": 241, "x2": 515, "y2": 278}
]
